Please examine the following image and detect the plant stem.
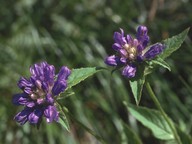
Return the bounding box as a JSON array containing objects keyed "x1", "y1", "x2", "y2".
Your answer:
[{"x1": 145, "y1": 81, "x2": 182, "y2": 144}]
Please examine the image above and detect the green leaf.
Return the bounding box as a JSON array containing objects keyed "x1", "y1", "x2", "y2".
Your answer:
[
  {"x1": 67, "y1": 67, "x2": 103, "y2": 90},
  {"x1": 151, "y1": 57, "x2": 171, "y2": 71},
  {"x1": 176, "y1": 127, "x2": 192, "y2": 144},
  {"x1": 59, "y1": 113, "x2": 70, "y2": 131},
  {"x1": 166, "y1": 127, "x2": 192, "y2": 144},
  {"x1": 129, "y1": 66, "x2": 145, "y2": 105},
  {"x1": 144, "y1": 58, "x2": 171, "y2": 76},
  {"x1": 122, "y1": 122, "x2": 143, "y2": 144},
  {"x1": 124, "y1": 102, "x2": 174, "y2": 140},
  {"x1": 58, "y1": 89, "x2": 75, "y2": 100},
  {"x1": 160, "y1": 28, "x2": 190, "y2": 59}
]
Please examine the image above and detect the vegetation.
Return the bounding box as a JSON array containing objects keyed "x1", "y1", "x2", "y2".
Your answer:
[{"x1": 0, "y1": 0, "x2": 192, "y2": 143}]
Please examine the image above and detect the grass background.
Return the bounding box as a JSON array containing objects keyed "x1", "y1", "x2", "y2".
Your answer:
[{"x1": 0, "y1": 0, "x2": 192, "y2": 144}]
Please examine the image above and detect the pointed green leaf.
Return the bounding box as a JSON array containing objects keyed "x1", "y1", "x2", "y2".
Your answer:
[
  {"x1": 129, "y1": 78, "x2": 145, "y2": 105},
  {"x1": 129, "y1": 66, "x2": 145, "y2": 105},
  {"x1": 67, "y1": 67, "x2": 103, "y2": 90},
  {"x1": 160, "y1": 28, "x2": 190, "y2": 59},
  {"x1": 124, "y1": 102, "x2": 174, "y2": 140},
  {"x1": 58, "y1": 89, "x2": 75, "y2": 100},
  {"x1": 59, "y1": 114, "x2": 70, "y2": 131},
  {"x1": 151, "y1": 57, "x2": 171, "y2": 71}
]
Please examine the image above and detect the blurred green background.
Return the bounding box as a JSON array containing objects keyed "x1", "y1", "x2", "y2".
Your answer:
[{"x1": 0, "y1": 0, "x2": 192, "y2": 144}]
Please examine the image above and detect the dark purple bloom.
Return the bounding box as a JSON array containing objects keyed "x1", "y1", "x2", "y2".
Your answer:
[
  {"x1": 142, "y1": 43, "x2": 165, "y2": 60},
  {"x1": 14, "y1": 108, "x2": 33, "y2": 125},
  {"x1": 104, "y1": 55, "x2": 122, "y2": 66},
  {"x1": 13, "y1": 62, "x2": 71, "y2": 125},
  {"x1": 105, "y1": 25, "x2": 165, "y2": 78},
  {"x1": 122, "y1": 64, "x2": 136, "y2": 78},
  {"x1": 44, "y1": 105, "x2": 59, "y2": 123}
]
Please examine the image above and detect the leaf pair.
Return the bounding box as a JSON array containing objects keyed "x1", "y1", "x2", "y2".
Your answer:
[{"x1": 124, "y1": 102, "x2": 192, "y2": 144}]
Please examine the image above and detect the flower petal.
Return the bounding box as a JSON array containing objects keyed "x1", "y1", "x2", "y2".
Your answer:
[
  {"x1": 137, "y1": 25, "x2": 148, "y2": 36},
  {"x1": 136, "y1": 26, "x2": 150, "y2": 48},
  {"x1": 133, "y1": 39, "x2": 139, "y2": 47},
  {"x1": 143, "y1": 43, "x2": 165, "y2": 60},
  {"x1": 104, "y1": 55, "x2": 121, "y2": 66},
  {"x1": 122, "y1": 64, "x2": 136, "y2": 78},
  {"x1": 24, "y1": 87, "x2": 33, "y2": 94},
  {"x1": 126, "y1": 34, "x2": 133, "y2": 44},
  {"x1": 30, "y1": 63, "x2": 43, "y2": 78},
  {"x1": 44, "y1": 105, "x2": 59, "y2": 123},
  {"x1": 17, "y1": 77, "x2": 33, "y2": 89},
  {"x1": 34, "y1": 80, "x2": 42, "y2": 89},
  {"x1": 12, "y1": 93, "x2": 29, "y2": 105},
  {"x1": 28, "y1": 109, "x2": 43, "y2": 124},
  {"x1": 52, "y1": 80, "x2": 67, "y2": 96},
  {"x1": 41, "y1": 81, "x2": 49, "y2": 93},
  {"x1": 112, "y1": 43, "x2": 122, "y2": 51},
  {"x1": 113, "y1": 29, "x2": 126, "y2": 45},
  {"x1": 119, "y1": 49, "x2": 127, "y2": 57},
  {"x1": 57, "y1": 66, "x2": 71, "y2": 81},
  {"x1": 114, "y1": 32, "x2": 122, "y2": 43},
  {"x1": 36, "y1": 98, "x2": 45, "y2": 105},
  {"x1": 136, "y1": 45, "x2": 144, "y2": 55},
  {"x1": 44, "y1": 64, "x2": 55, "y2": 86},
  {"x1": 46, "y1": 94, "x2": 54, "y2": 104},
  {"x1": 120, "y1": 57, "x2": 127, "y2": 64},
  {"x1": 26, "y1": 102, "x2": 35, "y2": 107},
  {"x1": 14, "y1": 107, "x2": 33, "y2": 125}
]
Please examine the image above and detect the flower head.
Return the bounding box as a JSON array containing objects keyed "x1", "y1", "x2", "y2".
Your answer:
[
  {"x1": 13, "y1": 62, "x2": 71, "y2": 126},
  {"x1": 105, "y1": 26, "x2": 165, "y2": 78}
]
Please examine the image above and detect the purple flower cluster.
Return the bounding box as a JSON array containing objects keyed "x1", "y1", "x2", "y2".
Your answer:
[
  {"x1": 105, "y1": 26, "x2": 165, "y2": 78},
  {"x1": 12, "y1": 62, "x2": 71, "y2": 125}
]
